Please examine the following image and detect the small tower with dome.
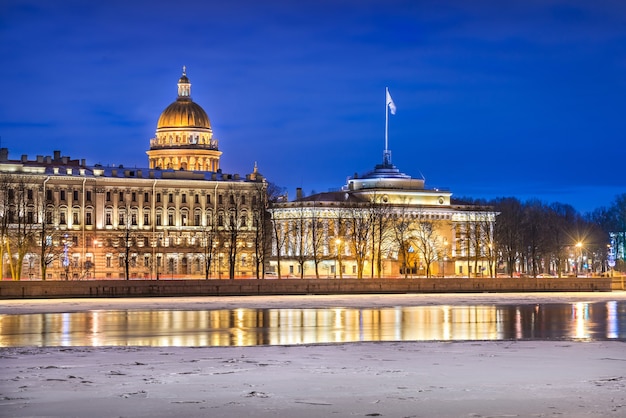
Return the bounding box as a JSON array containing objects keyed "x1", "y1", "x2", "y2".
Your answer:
[{"x1": 147, "y1": 67, "x2": 222, "y2": 171}]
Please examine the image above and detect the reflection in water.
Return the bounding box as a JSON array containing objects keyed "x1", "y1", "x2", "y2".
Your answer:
[{"x1": 0, "y1": 302, "x2": 624, "y2": 347}]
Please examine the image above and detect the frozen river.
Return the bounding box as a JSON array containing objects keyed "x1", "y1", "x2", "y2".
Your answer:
[{"x1": 1, "y1": 300, "x2": 624, "y2": 347}]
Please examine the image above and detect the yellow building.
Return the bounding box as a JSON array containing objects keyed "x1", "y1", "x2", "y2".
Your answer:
[
  {"x1": 0, "y1": 68, "x2": 496, "y2": 281},
  {"x1": 268, "y1": 153, "x2": 497, "y2": 278},
  {"x1": 0, "y1": 68, "x2": 266, "y2": 280}
]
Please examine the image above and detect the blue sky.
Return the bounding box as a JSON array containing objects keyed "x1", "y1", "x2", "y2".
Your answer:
[{"x1": 1, "y1": 0, "x2": 624, "y2": 213}]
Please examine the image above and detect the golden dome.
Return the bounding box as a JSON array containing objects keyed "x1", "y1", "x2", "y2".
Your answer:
[
  {"x1": 157, "y1": 99, "x2": 211, "y2": 129},
  {"x1": 156, "y1": 67, "x2": 211, "y2": 130}
]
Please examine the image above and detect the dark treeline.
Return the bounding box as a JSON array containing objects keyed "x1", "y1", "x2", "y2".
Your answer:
[{"x1": 453, "y1": 193, "x2": 626, "y2": 277}]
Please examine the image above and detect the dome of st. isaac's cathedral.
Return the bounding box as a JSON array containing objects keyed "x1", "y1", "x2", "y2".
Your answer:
[{"x1": 147, "y1": 67, "x2": 221, "y2": 172}]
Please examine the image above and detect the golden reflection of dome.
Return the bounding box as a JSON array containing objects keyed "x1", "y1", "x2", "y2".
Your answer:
[{"x1": 157, "y1": 98, "x2": 211, "y2": 129}]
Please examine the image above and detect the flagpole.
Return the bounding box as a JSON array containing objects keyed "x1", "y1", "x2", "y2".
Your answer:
[{"x1": 385, "y1": 87, "x2": 389, "y2": 163}]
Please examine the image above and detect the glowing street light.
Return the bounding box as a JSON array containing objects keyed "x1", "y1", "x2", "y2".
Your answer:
[{"x1": 575, "y1": 242, "x2": 583, "y2": 277}]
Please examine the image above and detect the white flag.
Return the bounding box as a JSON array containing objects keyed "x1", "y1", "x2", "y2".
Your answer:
[{"x1": 386, "y1": 88, "x2": 396, "y2": 115}]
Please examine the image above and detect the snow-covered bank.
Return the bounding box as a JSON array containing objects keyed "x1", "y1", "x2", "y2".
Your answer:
[{"x1": 1, "y1": 341, "x2": 625, "y2": 417}]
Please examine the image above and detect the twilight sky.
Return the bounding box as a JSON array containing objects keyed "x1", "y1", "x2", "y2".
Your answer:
[{"x1": 1, "y1": 0, "x2": 624, "y2": 213}]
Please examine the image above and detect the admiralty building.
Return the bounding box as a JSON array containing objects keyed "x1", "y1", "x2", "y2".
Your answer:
[{"x1": 0, "y1": 69, "x2": 496, "y2": 280}]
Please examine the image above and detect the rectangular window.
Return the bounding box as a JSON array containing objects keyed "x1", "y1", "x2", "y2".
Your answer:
[
  {"x1": 86, "y1": 212, "x2": 92, "y2": 225},
  {"x1": 144, "y1": 255, "x2": 150, "y2": 268},
  {"x1": 182, "y1": 194, "x2": 187, "y2": 203},
  {"x1": 156, "y1": 193, "x2": 161, "y2": 203},
  {"x1": 119, "y1": 191, "x2": 124, "y2": 201},
  {"x1": 86, "y1": 191, "x2": 92, "y2": 201},
  {"x1": 60, "y1": 190, "x2": 66, "y2": 201},
  {"x1": 252, "y1": 196, "x2": 257, "y2": 205},
  {"x1": 131, "y1": 212, "x2": 137, "y2": 225},
  {"x1": 194, "y1": 214, "x2": 200, "y2": 226},
  {"x1": 168, "y1": 213, "x2": 174, "y2": 225},
  {"x1": 132, "y1": 192, "x2": 136, "y2": 202},
  {"x1": 206, "y1": 194, "x2": 211, "y2": 204},
  {"x1": 59, "y1": 212, "x2": 66, "y2": 225},
  {"x1": 230, "y1": 195, "x2": 235, "y2": 204},
  {"x1": 241, "y1": 195, "x2": 246, "y2": 205},
  {"x1": 119, "y1": 255, "x2": 124, "y2": 268},
  {"x1": 73, "y1": 190, "x2": 79, "y2": 201},
  {"x1": 144, "y1": 213, "x2": 149, "y2": 225},
  {"x1": 106, "y1": 255, "x2": 112, "y2": 268},
  {"x1": 168, "y1": 193, "x2": 173, "y2": 203},
  {"x1": 27, "y1": 189, "x2": 33, "y2": 200},
  {"x1": 144, "y1": 192, "x2": 149, "y2": 202},
  {"x1": 106, "y1": 191, "x2": 111, "y2": 202},
  {"x1": 156, "y1": 213, "x2": 162, "y2": 226},
  {"x1": 27, "y1": 211, "x2": 34, "y2": 224},
  {"x1": 46, "y1": 211, "x2": 53, "y2": 224},
  {"x1": 218, "y1": 194, "x2": 223, "y2": 204},
  {"x1": 106, "y1": 212, "x2": 112, "y2": 225},
  {"x1": 46, "y1": 190, "x2": 52, "y2": 201},
  {"x1": 73, "y1": 212, "x2": 79, "y2": 225},
  {"x1": 195, "y1": 194, "x2": 199, "y2": 204},
  {"x1": 119, "y1": 212, "x2": 125, "y2": 225}
]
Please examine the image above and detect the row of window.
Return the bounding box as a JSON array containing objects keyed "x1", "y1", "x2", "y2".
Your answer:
[
  {"x1": 42, "y1": 206, "x2": 260, "y2": 228},
  {"x1": 43, "y1": 189, "x2": 257, "y2": 206},
  {"x1": 61, "y1": 253, "x2": 247, "y2": 271}
]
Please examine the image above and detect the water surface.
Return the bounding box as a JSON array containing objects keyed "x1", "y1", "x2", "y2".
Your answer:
[{"x1": 1, "y1": 301, "x2": 624, "y2": 347}]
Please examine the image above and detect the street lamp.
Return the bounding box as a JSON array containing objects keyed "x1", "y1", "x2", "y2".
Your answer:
[
  {"x1": 93, "y1": 239, "x2": 99, "y2": 279},
  {"x1": 156, "y1": 237, "x2": 161, "y2": 280},
  {"x1": 575, "y1": 242, "x2": 583, "y2": 277}
]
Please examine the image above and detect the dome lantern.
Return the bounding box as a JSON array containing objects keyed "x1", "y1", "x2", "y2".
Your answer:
[{"x1": 178, "y1": 65, "x2": 191, "y2": 97}]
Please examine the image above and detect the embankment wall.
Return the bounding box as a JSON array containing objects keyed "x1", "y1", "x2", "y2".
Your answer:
[{"x1": 0, "y1": 277, "x2": 613, "y2": 299}]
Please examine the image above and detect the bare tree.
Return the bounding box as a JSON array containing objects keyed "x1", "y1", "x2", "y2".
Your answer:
[
  {"x1": 201, "y1": 216, "x2": 217, "y2": 280},
  {"x1": 2, "y1": 175, "x2": 39, "y2": 280},
  {"x1": 494, "y1": 197, "x2": 524, "y2": 277},
  {"x1": 267, "y1": 183, "x2": 287, "y2": 278},
  {"x1": 367, "y1": 195, "x2": 393, "y2": 278},
  {"x1": 346, "y1": 204, "x2": 371, "y2": 278},
  {"x1": 309, "y1": 203, "x2": 326, "y2": 278},
  {"x1": 250, "y1": 182, "x2": 270, "y2": 279},
  {"x1": 413, "y1": 218, "x2": 439, "y2": 278},
  {"x1": 224, "y1": 186, "x2": 246, "y2": 280},
  {"x1": 391, "y1": 203, "x2": 414, "y2": 278},
  {"x1": 293, "y1": 202, "x2": 311, "y2": 278}
]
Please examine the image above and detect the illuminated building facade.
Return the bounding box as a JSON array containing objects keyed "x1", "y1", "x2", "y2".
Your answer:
[
  {"x1": 0, "y1": 68, "x2": 496, "y2": 281},
  {"x1": 268, "y1": 152, "x2": 497, "y2": 278},
  {"x1": 0, "y1": 69, "x2": 266, "y2": 280}
]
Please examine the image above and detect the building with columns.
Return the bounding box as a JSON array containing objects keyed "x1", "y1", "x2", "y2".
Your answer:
[
  {"x1": 0, "y1": 69, "x2": 266, "y2": 280},
  {"x1": 268, "y1": 151, "x2": 497, "y2": 278},
  {"x1": 0, "y1": 67, "x2": 496, "y2": 281}
]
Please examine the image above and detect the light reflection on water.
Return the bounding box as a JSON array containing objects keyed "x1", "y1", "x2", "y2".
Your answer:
[{"x1": 0, "y1": 301, "x2": 624, "y2": 347}]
